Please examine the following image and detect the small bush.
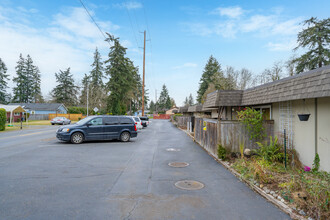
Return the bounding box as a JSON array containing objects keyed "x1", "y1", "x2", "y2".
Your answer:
[
  {"x1": 0, "y1": 108, "x2": 6, "y2": 131},
  {"x1": 255, "y1": 136, "x2": 284, "y2": 163},
  {"x1": 312, "y1": 153, "x2": 320, "y2": 172},
  {"x1": 217, "y1": 144, "x2": 227, "y2": 160}
]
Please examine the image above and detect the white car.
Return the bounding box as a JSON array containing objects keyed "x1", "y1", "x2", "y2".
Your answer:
[{"x1": 129, "y1": 116, "x2": 143, "y2": 130}]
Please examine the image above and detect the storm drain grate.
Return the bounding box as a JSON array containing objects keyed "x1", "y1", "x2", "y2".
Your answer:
[
  {"x1": 174, "y1": 180, "x2": 204, "y2": 190},
  {"x1": 166, "y1": 148, "x2": 181, "y2": 152},
  {"x1": 168, "y1": 162, "x2": 189, "y2": 168}
]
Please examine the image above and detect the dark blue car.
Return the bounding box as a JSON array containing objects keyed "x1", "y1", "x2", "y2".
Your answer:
[{"x1": 56, "y1": 116, "x2": 138, "y2": 144}]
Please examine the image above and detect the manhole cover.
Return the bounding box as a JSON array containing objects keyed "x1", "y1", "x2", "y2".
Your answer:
[
  {"x1": 175, "y1": 180, "x2": 204, "y2": 190},
  {"x1": 166, "y1": 148, "x2": 181, "y2": 152},
  {"x1": 168, "y1": 162, "x2": 189, "y2": 168}
]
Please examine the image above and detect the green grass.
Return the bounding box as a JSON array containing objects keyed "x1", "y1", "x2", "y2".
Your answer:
[{"x1": 0, "y1": 120, "x2": 78, "y2": 132}]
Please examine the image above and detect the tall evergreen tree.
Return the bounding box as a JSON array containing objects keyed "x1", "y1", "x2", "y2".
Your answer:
[
  {"x1": 52, "y1": 68, "x2": 78, "y2": 106},
  {"x1": 293, "y1": 17, "x2": 330, "y2": 73},
  {"x1": 12, "y1": 54, "x2": 43, "y2": 103},
  {"x1": 188, "y1": 93, "x2": 194, "y2": 106},
  {"x1": 104, "y1": 33, "x2": 136, "y2": 115},
  {"x1": 89, "y1": 48, "x2": 105, "y2": 109},
  {"x1": 0, "y1": 58, "x2": 10, "y2": 104},
  {"x1": 197, "y1": 55, "x2": 221, "y2": 103},
  {"x1": 31, "y1": 66, "x2": 43, "y2": 103},
  {"x1": 149, "y1": 100, "x2": 155, "y2": 113},
  {"x1": 79, "y1": 73, "x2": 90, "y2": 105},
  {"x1": 157, "y1": 84, "x2": 171, "y2": 110},
  {"x1": 12, "y1": 54, "x2": 26, "y2": 102}
]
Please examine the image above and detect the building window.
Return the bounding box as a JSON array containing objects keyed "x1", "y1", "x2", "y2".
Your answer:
[
  {"x1": 14, "y1": 112, "x2": 21, "y2": 116},
  {"x1": 31, "y1": 111, "x2": 35, "y2": 114}
]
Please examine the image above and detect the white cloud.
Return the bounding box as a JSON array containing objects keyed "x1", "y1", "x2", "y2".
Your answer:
[
  {"x1": 266, "y1": 40, "x2": 297, "y2": 51},
  {"x1": 114, "y1": 1, "x2": 142, "y2": 10},
  {"x1": 184, "y1": 6, "x2": 303, "y2": 39},
  {"x1": 173, "y1": 63, "x2": 198, "y2": 69},
  {"x1": 0, "y1": 6, "x2": 123, "y2": 96},
  {"x1": 241, "y1": 15, "x2": 275, "y2": 32},
  {"x1": 214, "y1": 6, "x2": 243, "y2": 18}
]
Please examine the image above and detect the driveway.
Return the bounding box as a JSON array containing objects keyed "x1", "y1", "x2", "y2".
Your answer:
[{"x1": 0, "y1": 120, "x2": 289, "y2": 219}]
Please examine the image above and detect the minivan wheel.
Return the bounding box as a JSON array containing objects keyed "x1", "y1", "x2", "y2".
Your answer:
[
  {"x1": 120, "y1": 131, "x2": 130, "y2": 142},
  {"x1": 71, "y1": 132, "x2": 84, "y2": 144}
]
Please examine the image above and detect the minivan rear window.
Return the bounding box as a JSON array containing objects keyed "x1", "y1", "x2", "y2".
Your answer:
[
  {"x1": 120, "y1": 117, "x2": 133, "y2": 124},
  {"x1": 104, "y1": 117, "x2": 119, "y2": 125}
]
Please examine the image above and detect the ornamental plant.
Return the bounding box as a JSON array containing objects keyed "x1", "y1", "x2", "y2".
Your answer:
[
  {"x1": 237, "y1": 107, "x2": 265, "y2": 141},
  {"x1": 0, "y1": 108, "x2": 6, "y2": 131}
]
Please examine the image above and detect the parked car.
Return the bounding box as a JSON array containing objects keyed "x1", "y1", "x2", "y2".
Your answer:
[
  {"x1": 128, "y1": 116, "x2": 143, "y2": 130},
  {"x1": 56, "y1": 115, "x2": 138, "y2": 144},
  {"x1": 51, "y1": 117, "x2": 71, "y2": 125},
  {"x1": 139, "y1": 116, "x2": 149, "y2": 128}
]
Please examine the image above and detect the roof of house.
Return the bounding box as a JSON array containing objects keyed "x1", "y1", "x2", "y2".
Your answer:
[
  {"x1": 202, "y1": 65, "x2": 330, "y2": 108},
  {"x1": 188, "y1": 105, "x2": 203, "y2": 112},
  {"x1": 178, "y1": 106, "x2": 189, "y2": 113},
  {"x1": 9, "y1": 103, "x2": 67, "y2": 111},
  {"x1": 0, "y1": 104, "x2": 26, "y2": 112}
]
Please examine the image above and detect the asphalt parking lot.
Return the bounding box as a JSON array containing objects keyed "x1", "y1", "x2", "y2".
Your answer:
[{"x1": 0, "y1": 120, "x2": 289, "y2": 220}]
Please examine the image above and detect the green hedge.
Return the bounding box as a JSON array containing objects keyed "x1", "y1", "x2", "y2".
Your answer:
[{"x1": 0, "y1": 108, "x2": 6, "y2": 131}]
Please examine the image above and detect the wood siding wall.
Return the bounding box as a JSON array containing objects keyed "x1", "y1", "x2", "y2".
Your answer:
[
  {"x1": 194, "y1": 118, "x2": 274, "y2": 157},
  {"x1": 176, "y1": 116, "x2": 191, "y2": 129}
]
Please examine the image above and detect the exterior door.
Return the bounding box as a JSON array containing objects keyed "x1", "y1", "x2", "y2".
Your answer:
[
  {"x1": 103, "y1": 117, "x2": 120, "y2": 139},
  {"x1": 85, "y1": 117, "x2": 105, "y2": 140}
]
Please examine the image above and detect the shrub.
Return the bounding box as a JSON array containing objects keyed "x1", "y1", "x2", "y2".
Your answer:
[
  {"x1": 237, "y1": 107, "x2": 265, "y2": 141},
  {"x1": 0, "y1": 108, "x2": 6, "y2": 131},
  {"x1": 255, "y1": 136, "x2": 284, "y2": 163},
  {"x1": 217, "y1": 144, "x2": 227, "y2": 160},
  {"x1": 312, "y1": 153, "x2": 320, "y2": 172}
]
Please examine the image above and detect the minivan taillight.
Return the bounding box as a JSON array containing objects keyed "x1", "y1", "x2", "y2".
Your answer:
[
  {"x1": 135, "y1": 122, "x2": 137, "y2": 124},
  {"x1": 141, "y1": 122, "x2": 142, "y2": 125},
  {"x1": 134, "y1": 125, "x2": 137, "y2": 131}
]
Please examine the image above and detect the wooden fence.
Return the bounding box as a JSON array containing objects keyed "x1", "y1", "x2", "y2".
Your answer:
[
  {"x1": 194, "y1": 118, "x2": 274, "y2": 157},
  {"x1": 176, "y1": 116, "x2": 191, "y2": 129},
  {"x1": 153, "y1": 114, "x2": 171, "y2": 119},
  {"x1": 48, "y1": 113, "x2": 86, "y2": 121}
]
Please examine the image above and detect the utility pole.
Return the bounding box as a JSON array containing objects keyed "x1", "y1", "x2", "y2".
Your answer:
[
  {"x1": 142, "y1": 30, "x2": 146, "y2": 116},
  {"x1": 87, "y1": 80, "x2": 89, "y2": 117},
  {"x1": 155, "y1": 89, "x2": 157, "y2": 113}
]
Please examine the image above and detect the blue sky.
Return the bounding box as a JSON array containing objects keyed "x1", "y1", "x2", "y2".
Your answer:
[{"x1": 0, "y1": 0, "x2": 329, "y2": 106}]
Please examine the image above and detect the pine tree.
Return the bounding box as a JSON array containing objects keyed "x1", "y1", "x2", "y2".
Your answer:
[
  {"x1": 79, "y1": 74, "x2": 90, "y2": 105},
  {"x1": 149, "y1": 100, "x2": 155, "y2": 113},
  {"x1": 12, "y1": 54, "x2": 26, "y2": 102},
  {"x1": 89, "y1": 48, "x2": 105, "y2": 109},
  {"x1": 197, "y1": 55, "x2": 221, "y2": 103},
  {"x1": 188, "y1": 93, "x2": 194, "y2": 106},
  {"x1": 104, "y1": 33, "x2": 136, "y2": 115},
  {"x1": 157, "y1": 84, "x2": 171, "y2": 110},
  {"x1": 31, "y1": 66, "x2": 43, "y2": 103},
  {"x1": 293, "y1": 17, "x2": 330, "y2": 73},
  {"x1": 0, "y1": 58, "x2": 10, "y2": 104},
  {"x1": 183, "y1": 97, "x2": 189, "y2": 107},
  {"x1": 52, "y1": 68, "x2": 78, "y2": 106}
]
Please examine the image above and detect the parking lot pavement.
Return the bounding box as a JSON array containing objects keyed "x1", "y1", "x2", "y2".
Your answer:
[{"x1": 0, "y1": 120, "x2": 289, "y2": 220}]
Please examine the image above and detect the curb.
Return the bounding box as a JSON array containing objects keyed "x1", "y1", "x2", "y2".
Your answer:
[{"x1": 177, "y1": 126, "x2": 305, "y2": 220}]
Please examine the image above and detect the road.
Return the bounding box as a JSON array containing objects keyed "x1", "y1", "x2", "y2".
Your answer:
[{"x1": 0, "y1": 120, "x2": 289, "y2": 220}]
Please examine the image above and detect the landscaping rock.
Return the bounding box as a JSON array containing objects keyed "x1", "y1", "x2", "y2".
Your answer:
[
  {"x1": 273, "y1": 193, "x2": 278, "y2": 198},
  {"x1": 270, "y1": 191, "x2": 275, "y2": 195},
  {"x1": 299, "y1": 210, "x2": 306, "y2": 216},
  {"x1": 277, "y1": 196, "x2": 282, "y2": 200},
  {"x1": 307, "y1": 217, "x2": 314, "y2": 220},
  {"x1": 260, "y1": 184, "x2": 264, "y2": 188},
  {"x1": 281, "y1": 199, "x2": 285, "y2": 203},
  {"x1": 244, "y1": 149, "x2": 251, "y2": 156},
  {"x1": 265, "y1": 189, "x2": 270, "y2": 194}
]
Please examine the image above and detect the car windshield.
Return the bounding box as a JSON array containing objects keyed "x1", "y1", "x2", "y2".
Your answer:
[
  {"x1": 53, "y1": 117, "x2": 61, "y2": 120},
  {"x1": 134, "y1": 117, "x2": 140, "y2": 121},
  {"x1": 76, "y1": 116, "x2": 95, "y2": 125}
]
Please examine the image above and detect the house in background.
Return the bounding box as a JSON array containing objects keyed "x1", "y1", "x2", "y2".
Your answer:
[
  {"x1": 0, "y1": 104, "x2": 26, "y2": 123},
  {"x1": 166, "y1": 107, "x2": 179, "y2": 115},
  {"x1": 9, "y1": 103, "x2": 68, "y2": 120},
  {"x1": 201, "y1": 65, "x2": 330, "y2": 172}
]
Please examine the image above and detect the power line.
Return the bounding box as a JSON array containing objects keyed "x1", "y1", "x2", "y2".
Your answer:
[
  {"x1": 78, "y1": 0, "x2": 110, "y2": 45},
  {"x1": 125, "y1": 7, "x2": 140, "y2": 49}
]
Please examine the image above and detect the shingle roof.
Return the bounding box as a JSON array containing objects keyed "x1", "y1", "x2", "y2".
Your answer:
[
  {"x1": 188, "y1": 105, "x2": 203, "y2": 112},
  {"x1": 178, "y1": 106, "x2": 189, "y2": 113},
  {"x1": 202, "y1": 65, "x2": 330, "y2": 107},
  {"x1": 0, "y1": 104, "x2": 26, "y2": 112},
  {"x1": 9, "y1": 103, "x2": 67, "y2": 111}
]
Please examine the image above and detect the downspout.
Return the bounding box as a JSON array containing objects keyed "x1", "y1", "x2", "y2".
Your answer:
[
  {"x1": 315, "y1": 98, "x2": 318, "y2": 155},
  {"x1": 10, "y1": 110, "x2": 12, "y2": 125}
]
